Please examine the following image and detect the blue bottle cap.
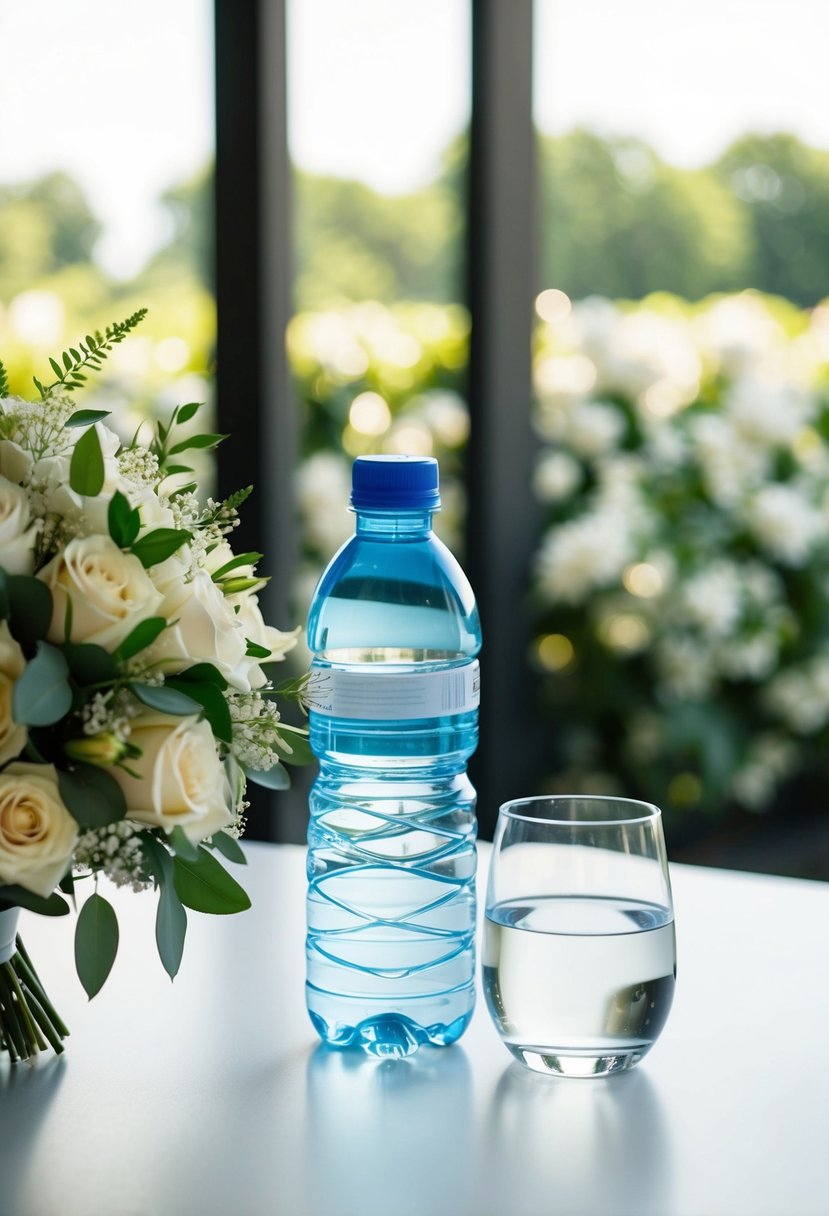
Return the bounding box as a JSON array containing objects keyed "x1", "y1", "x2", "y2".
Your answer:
[{"x1": 351, "y1": 455, "x2": 441, "y2": 511}]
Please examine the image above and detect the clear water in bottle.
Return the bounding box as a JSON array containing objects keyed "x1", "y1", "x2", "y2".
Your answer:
[{"x1": 305, "y1": 455, "x2": 481, "y2": 1058}]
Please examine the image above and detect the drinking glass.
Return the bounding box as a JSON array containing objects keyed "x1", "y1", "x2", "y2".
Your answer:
[{"x1": 483, "y1": 795, "x2": 676, "y2": 1078}]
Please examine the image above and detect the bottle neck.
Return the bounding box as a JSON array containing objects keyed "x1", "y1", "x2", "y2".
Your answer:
[{"x1": 354, "y1": 508, "x2": 435, "y2": 537}]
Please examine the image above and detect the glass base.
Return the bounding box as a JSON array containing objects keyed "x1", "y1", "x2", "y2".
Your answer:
[{"x1": 506, "y1": 1043, "x2": 647, "y2": 1078}]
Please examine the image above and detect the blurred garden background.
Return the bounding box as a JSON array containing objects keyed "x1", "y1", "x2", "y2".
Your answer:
[{"x1": 3, "y1": 0, "x2": 829, "y2": 874}]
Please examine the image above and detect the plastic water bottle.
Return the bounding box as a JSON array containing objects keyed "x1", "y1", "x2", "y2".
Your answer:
[{"x1": 305, "y1": 455, "x2": 481, "y2": 1058}]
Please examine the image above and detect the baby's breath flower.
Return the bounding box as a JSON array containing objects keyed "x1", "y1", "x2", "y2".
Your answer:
[
  {"x1": 74, "y1": 821, "x2": 151, "y2": 892},
  {"x1": 118, "y1": 446, "x2": 160, "y2": 487},
  {"x1": 228, "y1": 690, "x2": 293, "y2": 772}
]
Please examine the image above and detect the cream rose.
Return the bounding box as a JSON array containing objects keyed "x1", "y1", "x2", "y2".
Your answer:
[
  {"x1": 38, "y1": 534, "x2": 164, "y2": 649},
  {"x1": 111, "y1": 713, "x2": 234, "y2": 843},
  {"x1": 147, "y1": 569, "x2": 252, "y2": 689},
  {"x1": 234, "y1": 594, "x2": 299, "y2": 688},
  {"x1": 0, "y1": 475, "x2": 38, "y2": 575},
  {"x1": 0, "y1": 620, "x2": 27, "y2": 766},
  {"x1": 0, "y1": 763, "x2": 78, "y2": 898}
]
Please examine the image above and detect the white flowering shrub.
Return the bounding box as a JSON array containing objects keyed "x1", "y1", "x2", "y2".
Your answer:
[
  {"x1": 532, "y1": 291, "x2": 829, "y2": 823},
  {"x1": 289, "y1": 303, "x2": 470, "y2": 614}
]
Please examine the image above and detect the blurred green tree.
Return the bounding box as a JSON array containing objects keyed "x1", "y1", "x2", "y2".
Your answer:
[{"x1": 712, "y1": 133, "x2": 829, "y2": 305}]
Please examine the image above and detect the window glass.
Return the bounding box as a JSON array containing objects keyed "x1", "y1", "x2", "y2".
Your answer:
[
  {"x1": 287, "y1": 0, "x2": 472, "y2": 605},
  {"x1": 0, "y1": 0, "x2": 215, "y2": 450},
  {"x1": 532, "y1": 0, "x2": 829, "y2": 852}
]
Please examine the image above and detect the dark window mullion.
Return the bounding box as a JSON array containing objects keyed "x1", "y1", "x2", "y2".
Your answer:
[{"x1": 466, "y1": 0, "x2": 541, "y2": 835}]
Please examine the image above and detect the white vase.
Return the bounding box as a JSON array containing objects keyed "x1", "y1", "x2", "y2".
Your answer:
[{"x1": 0, "y1": 905, "x2": 20, "y2": 965}]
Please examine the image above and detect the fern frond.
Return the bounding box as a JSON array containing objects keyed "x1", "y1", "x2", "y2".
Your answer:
[{"x1": 38, "y1": 308, "x2": 148, "y2": 396}]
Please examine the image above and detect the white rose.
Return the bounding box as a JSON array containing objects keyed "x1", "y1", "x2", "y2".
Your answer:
[
  {"x1": 0, "y1": 620, "x2": 27, "y2": 766},
  {"x1": 148, "y1": 569, "x2": 252, "y2": 689},
  {"x1": 0, "y1": 475, "x2": 38, "y2": 575},
  {"x1": 78, "y1": 477, "x2": 177, "y2": 541},
  {"x1": 0, "y1": 762, "x2": 78, "y2": 898},
  {"x1": 234, "y1": 594, "x2": 299, "y2": 688},
  {"x1": 0, "y1": 439, "x2": 32, "y2": 485},
  {"x1": 111, "y1": 713, "x2": 234, "y2": 842},
  {"x1": 38, "y1": 534, "x2": 164, "y2": 649}
]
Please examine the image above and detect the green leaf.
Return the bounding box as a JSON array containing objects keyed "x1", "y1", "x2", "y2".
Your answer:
[
  {"x1": 221, "y1": 576, "x2": 267, "y2": 596},
  {"x1": 75, "y1": 893, "x2": 119, "y2": 999},
  {"x1": 175, "y1": 662, "x2": 228, "y2": 690},
  {"x1": 64, "y1": 409, "x2": 111, "y2": 429},
  {"x1": 161, "y1": 464, "x2": 194, "y2": 477},
  {"x1": 12, "y1": 642, "x2": 72, "y2": 726},
  {"x1": 243, "y1": 761, "x2": 291, "y2": 790},
  {"x1": 130, "y1": 528, "x2": 192, "y2": 568},
  {"x1": 142, "y1": 835, "x2": 188, "y2": 980},
  {"x1": 0, "y1": 358, "x2": 9, "y2": 396},
  {"x1": 167, "y1": 679, "x2": 232, "y2": 742},
  {"x1": 156, "y1": 868, "x2": 187, "y2": 979},
  {"x1": 209, "y1": 831, "x2": 247, "y2": 866},
  {"x1": 112, "y1": 616, "x2": 168, "y2": 663},
  {"x1": 108, "y1": 489, "x2": 141, "y2": 548},
  {"x1": 130, "y1": 682, "x2": 202, "y2": 716},
  {"x1": 69, "y1": 423, "x2": 105, "y2": 496},
  {"x1": 172, "y1": 847, "x2": 251, "y2": 915},
  {"x1": 169, "y1": 825, "x2": 200, "y2": 860},
  {"x1": 175, "y1": 402, "x2": 202, "y2": 425},
  {"x1": 0, "y1": 567, "x2": 8, "y2": 619},
  {"x1": 0, "y1": 885, "x2": 70, "y2": 916},
  {"x1": 245, "y1": 639, "x2": 271, "y2": 659},
  {"x1": 167, "y1": 432, "x2": 228, "y2": 456},
  {"x1": 58, "y1": 764, "x2": 127, "y2": 828},
  {"x1": 62, "y1": 642, "x2": 118, "y2": 686},
  {"x1": 6, "y1": 575, "x2": 53, "y2": 647},
  {"x1": 211, "y1": 551, "x2": 263, "y2": 581},
  {"x1": 273, "y1": 725, "x2": 315, "y2": 766}
]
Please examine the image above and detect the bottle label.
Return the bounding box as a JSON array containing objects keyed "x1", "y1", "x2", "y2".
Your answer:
[{"x1": 306, "y1": 660, "x2": 480, "y2": 720}]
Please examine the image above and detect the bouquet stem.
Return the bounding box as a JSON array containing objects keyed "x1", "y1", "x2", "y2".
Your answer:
[{"x1": 0, "y1": 934, "x2": 69, "y2": 1063}]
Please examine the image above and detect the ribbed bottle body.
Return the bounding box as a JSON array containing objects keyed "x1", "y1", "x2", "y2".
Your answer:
[{"x1": 306, "y1": 509, "x2": 481, "y2": 1057}]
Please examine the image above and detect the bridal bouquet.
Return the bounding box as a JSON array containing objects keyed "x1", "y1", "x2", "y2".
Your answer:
[{"x1": 0, "y1": 310, "x2": 308, "y2": 1062}]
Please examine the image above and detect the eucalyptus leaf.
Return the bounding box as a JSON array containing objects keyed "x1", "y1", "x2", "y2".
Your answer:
[
  {"x1": 75, "y1": 893, "x2": 119, "y2": 999},
  {"x1": 12, "y1": 642, "x2": 72, "y2": 726},
  {"x1": 142, "y1": 835, "x2": 188, "y2": 980},
  {"x1": 243, "y1": 761, "x2": 291, "y2": 790},
  {"x1": 167, "y1": 679, "x2": 232, "y2": 742},
  {"x1": 6, "y1": 575, "x2": 53, "y2": 647},
  {"x1": 156, "y1": 869, "x2": 187, "y2": 980},
  {"x1": 273, "y1": 726, "x2": 315, "y2": 767},
  {"x1": 62, "y1": 642, "x2": 118, "y2": 686},
  {"x1": 0, "y1": 885, "x2": 70, "y2": 916},
  {"x1": 57, "y1": 764, "x2": 127, "y2": 829},
  {"x1": 209, "y1": 831, "x2": 247, "y2": 866},
  {"x1": 69, "y1": 423, "x2": 105, "y2": 496},
  {"x1": 169, "y1": 825, "x2": 200, "y2": 861},
  {"x1": 172, "y1": 847, "x2": 251, "y2": 915},
  {"x1": 175, "y1": 663, "x2": 228, "y2": 690},
  {"x1": 130, "y1": 682, "x2": 202, "y2": 716}
]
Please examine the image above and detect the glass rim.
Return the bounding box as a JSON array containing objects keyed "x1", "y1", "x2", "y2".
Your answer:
[{"x1": 497, "y1": 793, "x2": 662, "y2": 827}]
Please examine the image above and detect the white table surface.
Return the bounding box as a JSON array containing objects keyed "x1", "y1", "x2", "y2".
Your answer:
[{"x1": 1, "y1": 840, "x2": 827, "y2": 1216}]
